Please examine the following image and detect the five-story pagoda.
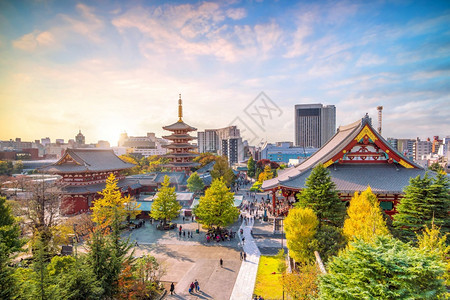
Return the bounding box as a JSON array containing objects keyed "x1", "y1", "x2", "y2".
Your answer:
[{"x1": 162, "y1": 95, "x2": 199, "y2": 173}]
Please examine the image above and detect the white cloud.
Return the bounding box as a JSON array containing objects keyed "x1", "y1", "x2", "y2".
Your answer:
[
  {"x1": 12, "y1": 30, "x2": 56, "y2": 52},
  {"x1": 226, "y1": 8, "x2": 246, "y2": 20},
  {"x1": 356, "y1": 53, "x2": 387, "y2": 67}
]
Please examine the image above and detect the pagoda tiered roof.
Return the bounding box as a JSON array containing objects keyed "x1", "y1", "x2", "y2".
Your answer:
[
  {"x1": 162, "y1": 134, "x2": 197, "y2": 140},
  {"x1": 262, "y1": 115, "x2": 426, "y2": 193},
  {"x1": 163, "y1": 121, "x2": 197, "y2": 132},
  {"x1": 40, "y1": 149, "x2": 135, "y2": 174},
  {"x1": 163, "y1": 143, "x2": 197, "y2": 149}
]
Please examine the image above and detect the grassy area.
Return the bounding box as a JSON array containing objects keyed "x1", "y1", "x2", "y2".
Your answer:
[{"x1": 253, "y1": 255, "x2": 284, "y2": 300}]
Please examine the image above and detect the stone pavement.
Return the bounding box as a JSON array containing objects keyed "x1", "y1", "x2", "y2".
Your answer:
[{"x1": 230, "y1": 216, "x2": 261, "y2": 300}]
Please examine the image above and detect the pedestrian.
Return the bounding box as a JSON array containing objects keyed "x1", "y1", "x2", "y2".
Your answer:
[
  {"x1": 183, "y1": 230, "x2": 186, "y2": 237},
  {"x1": 183, "y1": 216, "x2": 185, "y2": 223},
  {"x1": 179, "y1": 231, "x2": 182, "y2": 238},
  {"x1": 220, "y1": 258, "x2": 223, "y2": 268},
  {"x1": 240, "y1": 251, "x2": 243, "y2": 260},
  {"x1": 194, "y1": 279, "x2": 199, "y2": 292},
  {"x1": 189, "y1": 282, "x2": 195, "y2": 293},
  {"x1": 135, "y1": 241, "x2": 138, "y2": 247},
  {"x1": 188, "y1": 231, "x2": 190, "y2": 238},
  {"x1": 179, "y1": 225, "x2": 182, "y2": 232},
  {"x1": 191, "y1": 231, "x2": 193, "y2": 238},
  {"x1": 244, "y1": 252, "x2": 247, "y2": 261},
  {"x1": 170, "y1": 282, "x2": 175, "y2": 295},
  {"x1": 242, "y1": 237, "x2": 245, "y2": 245}
]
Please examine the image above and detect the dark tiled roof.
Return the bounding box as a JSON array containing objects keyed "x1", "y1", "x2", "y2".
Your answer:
[
  {"x1": 196, "y1": 161, "x2": 216, "y2": 174},
  {"x1": 63, "y1": 178, "x2": 141, "y2": 194},
  {"x1": 40, "y1": 149, "x2": 135, "y2": 173},
  {"x1": 163, "y1": 121, "x2": 197, "y2": 131},
  {"x1": 127, "y1": 172, "x2": 189, "y2": 186},
  {"x1": 277, "y1": 164, "x2": 430, "y2": 194}
]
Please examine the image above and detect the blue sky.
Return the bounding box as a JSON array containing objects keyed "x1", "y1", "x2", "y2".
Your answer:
[{"x1": 0, "y1": 0, "x2": 449, "y2": 145}]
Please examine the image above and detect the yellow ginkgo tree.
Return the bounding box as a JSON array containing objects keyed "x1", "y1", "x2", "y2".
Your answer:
[
  {"x1": 343, "y1": 186, "x2": 390, "y2": 244},
  {"x1": 92, "y1": 173, "x2": 140, "y2": 227}
]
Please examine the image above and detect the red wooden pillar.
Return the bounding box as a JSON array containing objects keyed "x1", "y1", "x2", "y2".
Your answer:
[{"x1": 272, "y1": 189, "x2": 276, "y2": 215}]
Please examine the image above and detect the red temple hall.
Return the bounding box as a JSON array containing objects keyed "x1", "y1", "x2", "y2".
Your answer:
[
  {"x1": 162, "y1": 94, "x2": 199, "y2": 173},
  {"x1": 40, "y1": 149, "x2": 141, "y2": 215},
  {"x1": 262, "y1": 115, "x2": 428, "y2": 217}
]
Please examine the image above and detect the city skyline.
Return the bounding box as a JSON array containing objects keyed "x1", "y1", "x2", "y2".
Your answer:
[{"x1": 1, "y1": 0, "x2": 449, "y2": 145}]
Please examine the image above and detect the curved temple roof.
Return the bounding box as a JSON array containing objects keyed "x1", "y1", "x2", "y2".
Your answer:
[
  {"x1": 262, "y1": 115, "x2": 424, "y2": 192},
  {"x1": 39, "y1": 149, "x2": 135, "y2": 173}
]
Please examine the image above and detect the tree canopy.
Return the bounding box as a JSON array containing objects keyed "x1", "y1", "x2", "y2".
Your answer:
[
  {"x1": 247, "y1": 157, "x2": 256, "y2": 178},
  {"x1": 258, "y1": 165, "x2": 273, "y2": 183},
  {"x1": 295, "y1": 164, "x2": 345, "y2": 227},
  {"x1": 150, "y1": 175, "x2": 181, "y2": 226},
  {"x1": 284, "y1": 207, "x2": 318, "y2": 263},
  {"x1": 210, "y1": 156, "x2": 235, "y2": 187},
  {"x1": 343, "y1": 187, "x2": 390, "y2": 244},
  {"x1": 187, "y1": 172, "x2": 205, "y2": 194},
  {"x1": 393, "y1": 173, "x2": 450, "y2": 240},
  {"x1": 91, "y1": 173, "x2": 141, "y2": 226},
  {"x1": 194, "y1": 178, "x2": 239, "y2": 229},
  {"x1": 319, "y1": 235, "x2": 447, "y2": 299}
]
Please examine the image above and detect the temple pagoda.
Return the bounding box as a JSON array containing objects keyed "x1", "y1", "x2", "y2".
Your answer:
[
  {"x1": 40, "y1": 149, "x2": 141, "y2": 215},
  {"x1": 262, "y1": 114, "x2": 430, "y2": 217},
  {"x1": 162, "y1": 95, "x2": 199, "y2": 173}
]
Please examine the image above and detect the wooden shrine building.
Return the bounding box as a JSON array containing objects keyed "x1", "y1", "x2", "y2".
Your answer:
[
  {"x1": 162, "y1": 94, "x2": 199, "y2": 173},
  {"x1": 262, "y1": 115, "x2": 429, "y2": 217},
  {"x1": 40, "y1": 149, "x2": 141, "y2": 215}
]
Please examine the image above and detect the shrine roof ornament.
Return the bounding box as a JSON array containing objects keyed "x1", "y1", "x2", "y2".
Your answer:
[{"x1": 262, "y1": 115, "x2": 423, "y2": 191}]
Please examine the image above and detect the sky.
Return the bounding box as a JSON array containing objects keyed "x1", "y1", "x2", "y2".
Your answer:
[{"x1": 0, "y1": 0, "x2": 449, "y2": 146}]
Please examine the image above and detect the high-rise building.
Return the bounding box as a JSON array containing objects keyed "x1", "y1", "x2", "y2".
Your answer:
[
  {"x1": 294, "y1": 104, "x2": 336, "y2": 148},
  {"x1": 197, "y1": 125, "x2": 244, "y2": 164},
  {"x1": 413, "y1": 137, "x2": 432, "y2": 161}
]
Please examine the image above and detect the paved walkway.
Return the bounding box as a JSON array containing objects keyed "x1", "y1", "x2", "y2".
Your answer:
[{"x1": 230, "y1": 215, "x2": 261, "y2": 300}]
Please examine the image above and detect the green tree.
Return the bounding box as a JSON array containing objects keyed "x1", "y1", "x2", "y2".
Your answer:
[
  {"x1": 295, "y1": 164, "x2": 345, "y2": 227},
  {"x1": 150, "y1": 175, "x2": 181, "y2": 227},
  {"x1": 284, "y1": 207, "x2": 318, "y2": 263},
  {"x1": 0, "y1": 196, "x2": 26, "y2": 299},
  {"x1": 193, "y1": 152, "x2": 217, "y2": 168},
  {"x1": 194, "y1": 178, "x2": 239, "y2": 230},
  {"x1": 429, "y1": 162, "x2": 445, "y2": 173},
  {"x1": 88, "y1": 174, "x2": 136, "y2": 298},
  {"x1": 343, "y1": 187, "x2": 390, "y2": 244},
  {"x1": 319, "y1": 235, "x2": 447, "y2": 299},
  {"x1": 210, "y1": 156, "x2": 235, "y2": 187},
  {"x1": 55, "y1": 256, "x2": 103, "y2": 300},
  {"x1": 187, "y1": 172, "x2": 205, "y2": 195},
  {"x1": 247, "y1": 157, "x2": 256, "y2": 178},
  {"x1": 394, "y1": 173, "x2": 450, "y2": 240}
]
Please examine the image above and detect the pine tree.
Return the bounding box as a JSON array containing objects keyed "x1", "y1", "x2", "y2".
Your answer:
[
  {"x1": 319, "y1": 235, "x2": 447, "y2": 299},
  {"x1": 343, "y1": 187, "x2": 390, "y2": 244},
  {"x1": 394, "y1": 173, "x2": 450, "y2": 240},
  {"x1": 194, "y1": 178, "x2": 239, "y2": 230},
  {"x1": 0, "y1": 196, "x2": 25, "y2": 299},
  {"x1": 295, "y1": 164, "x2": 345, "y2": 227},
  {"x1": 284, "y1": 207, "x2": 318, "y2": 263},
  {"x1": 150, "y1": 175, "x2": 181, "y2": 227},
  {"x1": 187, "y1": 172, "x2": 205, "y2": 195},
  {"x1": 247, "y1": 157, "x2": 256, "y2": 178}
]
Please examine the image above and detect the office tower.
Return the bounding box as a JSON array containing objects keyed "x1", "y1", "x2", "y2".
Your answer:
[{"x1": 294, "y1": 104, "x2": 336, "y2": 148}]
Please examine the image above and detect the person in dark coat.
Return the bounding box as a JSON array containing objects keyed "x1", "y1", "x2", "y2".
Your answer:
[
  {"x1": 220, "y1": 258, "x2": 223, "y2": 268},
  {"x1": 170, "y1": 282, "x2": 175, "y2": 295}
]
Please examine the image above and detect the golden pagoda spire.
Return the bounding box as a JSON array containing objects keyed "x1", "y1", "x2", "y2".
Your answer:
[{"x1": 178, "y1": 93, "x2": 183, "y2": 122}]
